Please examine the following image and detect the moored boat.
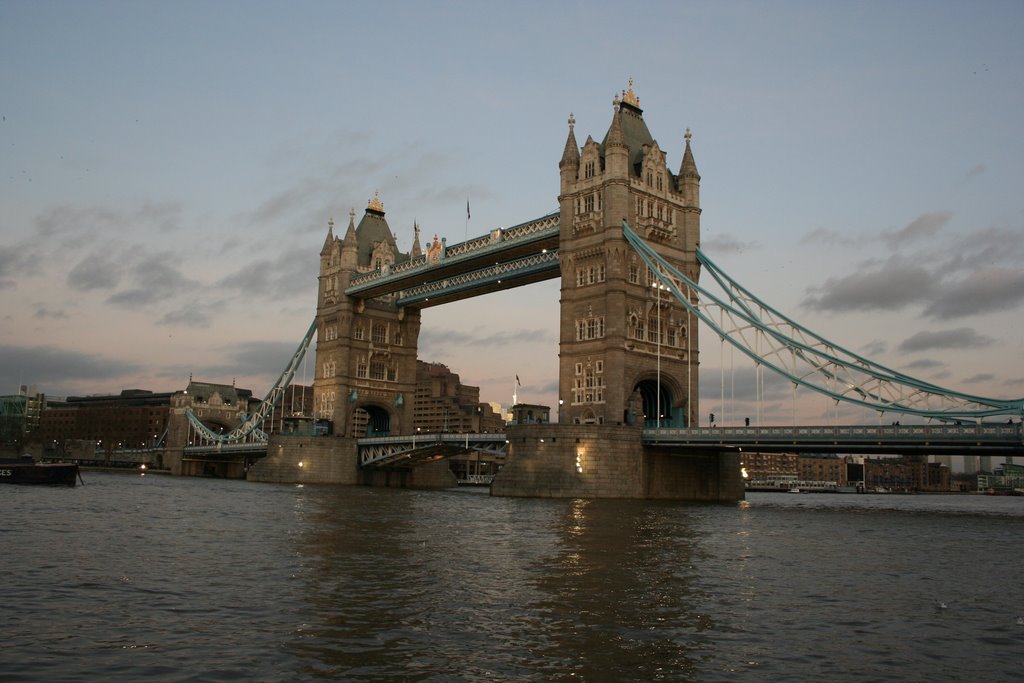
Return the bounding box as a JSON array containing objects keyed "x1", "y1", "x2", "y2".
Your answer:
[{"x1": 1, "y1": 457, "x2": 80, "y2": 486}]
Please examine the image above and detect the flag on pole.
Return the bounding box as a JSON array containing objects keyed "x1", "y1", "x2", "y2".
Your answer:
[
  {"x1": 466, "y1": 200, "x2": 471, "y2": 220},
  {"x1": 516, "y1": 374, "x2": 521, "y2": 386}
]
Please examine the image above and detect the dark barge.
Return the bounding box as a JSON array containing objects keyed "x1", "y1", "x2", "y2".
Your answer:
[{"x1": 1, "y1": 457, "x2": 80, "y2": 486}]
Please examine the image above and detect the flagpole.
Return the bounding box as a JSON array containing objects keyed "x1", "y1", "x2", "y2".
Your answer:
[{"x1": 465, "y1": 198, "x2": 470, "y2": 241}]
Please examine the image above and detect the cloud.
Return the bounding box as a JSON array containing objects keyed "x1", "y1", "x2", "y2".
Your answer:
[
  {"x1": 964, "y1": 163, "x2": 986, "y2": 180},
  {"x1": 939, "y1": 225, "x2": 1024, "y2": 274},
  {"x1": 904, "y1": 358, "x2": 944, "y2": 370},
  {"x1": 35, "y1": 202, "x2": 183, "y2": 243},
  {"x1": 799, "y1": 227, "x2": 857, "y2": 247},
  {"x1": 859, "y1": 340, "x2": 887, "y2": 357},
  {"x1": 198, "y1": 340, "x2": 305, "y2": 381},
  {"x1": 0, "y1": 344, "x2": 141, "y2": 392},
  {"x1": 702, "y1": 234, "x2": 760, "y2": 255},
  {"x1": 699, "y1": 364, "x2": 791, "y2": 402},
  {"x1": 882, "y1": 211, "x2": 952, "y2": 248},
  {"x1": 67, "y1": 252, "x2": 123, "y2": 291},
  {"x1": 32, "y1": 306, "x2": 69, "y2": 320},
  {"x1": 419, "y1": 326, "x2": 556, "y2": 352},
  {"x1": 157, "y1": 305, "x2": 213, "y2": 329},
  {"x1": 962, "y1": 373, "x2": 994, "y2": 384},
  {"x1": 106, "y1": 252, "x2": 200, "y2": 309},
  {"x1": 898, "y1": 327, "x2": 994, "y2": 353},
  {"x1": 802, "y1": 256, "x2": 934, "y2": 312},
  {"x1": 0, "y1": 242, "x2": 38, "y2": 288},
  {"x1": 923, "y1": 267, "x2": 1024, "y2": 319},
  {"x1": 217, "y1": 247, "x2": 316, "y2": 299}
]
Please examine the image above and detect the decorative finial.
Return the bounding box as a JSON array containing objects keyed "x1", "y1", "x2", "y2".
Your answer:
[
  {"x1": 568, "y1": 112, "x2": 575, "y2": 130},
  {"x1": 612, "y1": 93, "x2": 620, "y2": 111},
  {"x1": 621, "y1": 78, "x2": 639, "y2": 107},
  {"x1": 685, "y1": 127, "x2": 692, "y2": 143},
  {"x1": 328, "y1": 217, "x2": 334, "y2": 231},
  {"x1": 367, "y1": 191, "x2": 384, "y2": 213}
]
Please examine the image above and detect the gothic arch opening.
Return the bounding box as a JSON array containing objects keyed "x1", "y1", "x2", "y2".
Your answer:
[
  {"x1": 351, "y1": 404, "x2": 391, "y2": 438},
  {"x1": 633, "y1": 378, "x2": 686, "y2": 428}
]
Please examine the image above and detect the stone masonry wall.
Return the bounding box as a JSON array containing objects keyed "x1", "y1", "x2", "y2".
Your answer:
[
  {"x1": 247, "y1": 434, "x2": 359, "y2": 485},
  {"x1": 492, "y1": 423, "x2": 743, "y2": 501}
]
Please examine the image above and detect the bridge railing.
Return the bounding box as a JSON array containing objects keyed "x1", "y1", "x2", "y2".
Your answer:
[
  {"x1": 183, "y1": 442, "x2": 269, "y2": 454},
  {"x1": 645, "y1": 423, "x2": 1023, "y2": 444},
  {"x1": 358, "y1": 433, "x2": 509, "y2": 467}
]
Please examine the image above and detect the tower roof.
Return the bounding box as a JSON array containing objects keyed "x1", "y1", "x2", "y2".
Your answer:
[
  {"x1": 600, "y1": 80, "x2": 658, "y2": 175},
  {"x1": 355, "y1": 193, "x2": 408, "y2": 267}
]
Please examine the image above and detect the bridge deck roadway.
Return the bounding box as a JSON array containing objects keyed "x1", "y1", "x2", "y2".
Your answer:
[
  {"x1": 359, "y1": 433, "x2": 508, "y2": 469},
  {"x1": 645, "y1": 424, "x2": 1024, "y2": 457}
]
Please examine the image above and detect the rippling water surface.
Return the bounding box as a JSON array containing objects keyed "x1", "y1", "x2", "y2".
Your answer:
[{"x1": 2, "y1": 473, "x2": 1023, "y2": 681}]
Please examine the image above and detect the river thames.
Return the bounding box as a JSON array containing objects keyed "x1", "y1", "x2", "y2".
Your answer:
[{"x1": 2, "y1": 472, "x2": 1022, "y2": 682}]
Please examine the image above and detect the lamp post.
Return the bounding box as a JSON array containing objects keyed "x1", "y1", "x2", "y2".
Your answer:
[{"x1": 652, "y1": 278, "x2": 665, "y2": 428}]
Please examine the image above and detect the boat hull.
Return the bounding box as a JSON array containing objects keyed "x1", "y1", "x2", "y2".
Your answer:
[{"x1": 0, "y1": 462, "x2": 80, "y2": 486}]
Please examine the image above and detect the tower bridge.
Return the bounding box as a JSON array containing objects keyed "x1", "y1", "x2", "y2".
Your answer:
[{"x1": 227, "y1": 81, "x2": 1021, "y2": 499}]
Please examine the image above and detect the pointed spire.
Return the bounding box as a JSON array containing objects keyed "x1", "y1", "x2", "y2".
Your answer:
[
  {"x1": 320, "y1": 217, "x2": 335, "y2": 256},
  {"x1": 606, "y1": 96, "x2": 626, "y2": 148},
  {"x1": 366, "y1": 191, "x2": 385, "y2": 215},
  {"x1": 559, "y1": 112, "x2": 580, "y2": 169},
  {"x1": 679, "y1": 128, "x2": 700, "y2": 180},
  {"x1": 621, "y1": 78, "x2": 639, "y2": 108},
  {"x1": 343, "y1": 207, "x2": 357, "y2": 244},
  {"x1": 411, "y1": 220, "x2": 422, "y2": 257}
]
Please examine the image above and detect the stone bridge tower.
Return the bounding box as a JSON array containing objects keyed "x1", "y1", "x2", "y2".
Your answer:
[
  {"x1": 557, "y1": 81, "x2": 701, "y2": 428},
  {"x1": 313, "y1": 196, "x2": 421, "y2": 437}
]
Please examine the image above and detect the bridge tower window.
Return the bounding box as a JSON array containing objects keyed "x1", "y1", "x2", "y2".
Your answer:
[
  {"x1": 575, "y1": 315, "x2": 605, "y2": 341},
  {"x1": 370, "y1": 360, "x2": 386, "y2": 381},
  {"x1": 372, "y1": 323, "x2": 387, "y2": 344},
  {"x1": 572, "y1": 363, "x2": 606, "y2": 405}
]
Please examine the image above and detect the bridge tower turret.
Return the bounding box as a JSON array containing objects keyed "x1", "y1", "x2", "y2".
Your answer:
[
  {"x1": 556, "y1": 81, "x2": 701, "y2": 429},
  {"x1": 313, "y1": 196, "x2": 421, "y2": 437}
]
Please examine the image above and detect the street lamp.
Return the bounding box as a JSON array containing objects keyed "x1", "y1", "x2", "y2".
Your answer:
[{"x1": 652, "y1": 278, "x2": 667, "y2": 428}]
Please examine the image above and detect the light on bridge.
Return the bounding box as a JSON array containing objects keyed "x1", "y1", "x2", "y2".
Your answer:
[{"x1": 298, "y1": 461, "x2": 304, "y2": 468}]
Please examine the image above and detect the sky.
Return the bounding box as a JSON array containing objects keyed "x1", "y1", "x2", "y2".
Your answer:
[{"x1": 2, "y1": 0, "x2": 1023, "y2": 429}]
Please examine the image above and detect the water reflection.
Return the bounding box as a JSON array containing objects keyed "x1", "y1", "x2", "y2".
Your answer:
[
  {"x1": 285, "y1": 490, "x2": 714, "y2": 681},
  {"x1": 530, "y1": 499, "x2": 706, "y2": 681}
]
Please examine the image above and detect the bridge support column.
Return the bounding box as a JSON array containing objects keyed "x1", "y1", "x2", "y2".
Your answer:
[
  {"x1": 247, "y1": 434, "x2": 360, "y2": 485},
  {"x1": 163, "y1": 447, "x2": 184, "y2": 476},
  {"x1": 491, "y1": 424, "x2": 743, "y2": 501},
  {"x1": 359, "y1": 459, "x2": 458, "y2": 489}
]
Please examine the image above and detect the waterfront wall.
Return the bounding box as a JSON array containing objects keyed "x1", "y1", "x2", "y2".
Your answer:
[
  {"x1": 246, "y1": 434, "x2": 457, "y2": 488},
  {"x1": 491, "y1": 423, "x2": 743, "y2": 501}
]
